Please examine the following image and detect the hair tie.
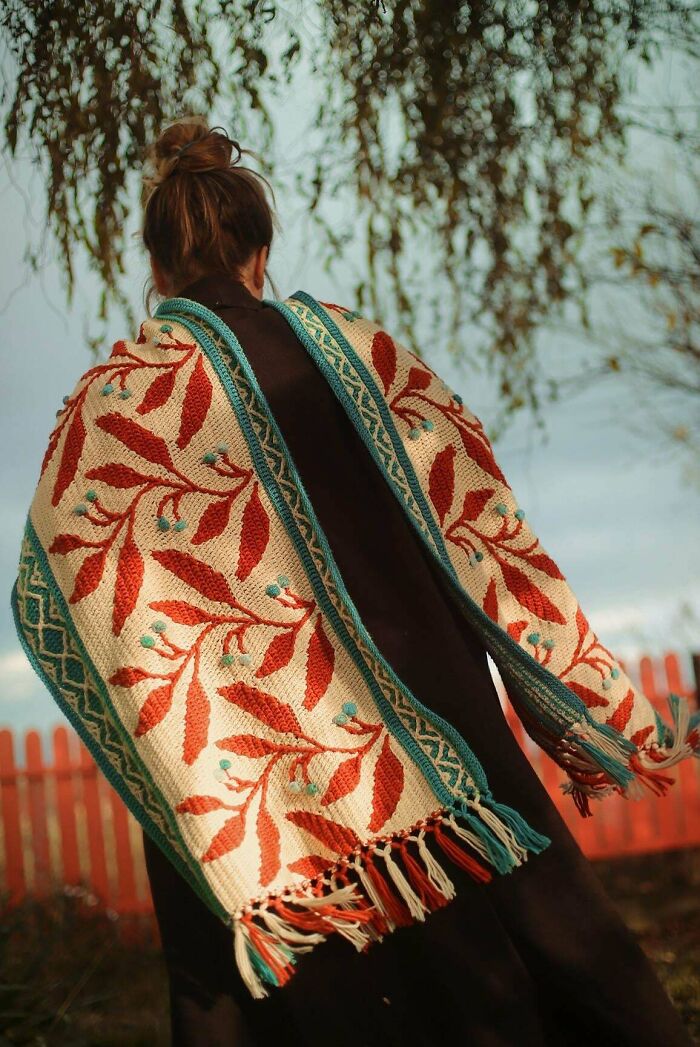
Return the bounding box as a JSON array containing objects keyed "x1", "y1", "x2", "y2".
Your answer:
[{"x1": 174, "y1": 126, "x2": 242, "y2": 164}]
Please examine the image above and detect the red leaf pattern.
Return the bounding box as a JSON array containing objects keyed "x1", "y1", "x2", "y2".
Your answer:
[
  {"x1": 192, "y1": 497, "x2": 233, "y2": 546},
  {"x1": 320, "y1": 754, "x2": 362, "y2": 807},
  {"x1": 135, "y1": 683, "x2": 173, "y2": 736},
  {"x1": 218, "y1": 682, "x2": 301, "y2": 735},
  {"x1": 428, "y1": 445, "x2": 456, "y2": 525},
  {"x1": 285, "y1": 810, "x2": 360, "y2": 854},
  {"x1": 52, "y1": 411, "x2": 86, "y2": 506},
  {"x1": 112, "y1": 536, "x2": 143, "y2": 635},
  {"x1": 303, "y1": 615, "x2": 335, "y2": 710},
  {"x1": 257, "y1": 803, "x2": 281, "y2": 885},
  {"x1": 136, "y1": 369, "x2": 177, "y2": 415},
  {"x1": 235, "y1": 482, "x2": 269, "y2": 580},
  {"x1": 371, "y1": 331, "x2": 397, "y2": 395},
  {"x1": 183, "y1": 674, "x2": 209, "y2": 765},
  {"x1": 152, "y1": 549, "x2": 236, "y2": 606},
  {"x1": 256, "y1": 629, "x2": 297, "y2": 679},
  {"x1": 177, "y1": 355, "x2": 213, "y2": 450},
  {"x1": 69, "y1": 548, "x2": 107, "y2": 604},
  {"x1": 216, "y1": 735, "x2": 280, "y2": 757},
  {"x1": 201, "y1": 812, "x2": 245, "y2": 863},
  {"x1": 96, "y1": 413, "x2": 173, "y2": 470},
  {"x1": 368, "y1": 735, "x2": 404, "y2": 832},
  {"x1": 85, "y1": 463, "x2": 156, "y2": 488},
  {"x1": 499, "y1": 560, "x2": 566, "y2": 625}
]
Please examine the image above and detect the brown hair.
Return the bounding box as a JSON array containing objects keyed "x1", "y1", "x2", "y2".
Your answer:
[{"x1": 141, "y1": 115, "x2": 281, "y2": 308}]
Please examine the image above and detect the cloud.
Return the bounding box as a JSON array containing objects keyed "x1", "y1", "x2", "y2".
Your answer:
[{"x1": 0, "y1": 647, "x2": 37, "y2": 703}]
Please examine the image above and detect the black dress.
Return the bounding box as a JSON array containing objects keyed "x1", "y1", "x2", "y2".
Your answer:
[{"x1": 141, "y1": 274, "x2": 692, "y2": 1047}]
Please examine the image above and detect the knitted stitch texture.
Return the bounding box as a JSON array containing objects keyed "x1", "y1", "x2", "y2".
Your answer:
[{"x1": 11, "y1": 291, "x2": 699, "y2": 998}]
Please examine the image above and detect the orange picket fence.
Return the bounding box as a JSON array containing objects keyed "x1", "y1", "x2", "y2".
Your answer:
[{"x1": 1, "y1": 650, "x2": 699, "y2": 922}]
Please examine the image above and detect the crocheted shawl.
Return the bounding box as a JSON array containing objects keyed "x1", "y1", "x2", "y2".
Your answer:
[{"x1": 12, "y1": 290, "x2": 699, "y2": 998}]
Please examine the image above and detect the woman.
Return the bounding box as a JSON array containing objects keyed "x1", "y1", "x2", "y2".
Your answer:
[{"x1": 135, "y1": 119, "x2": 693, "y2": 1045}]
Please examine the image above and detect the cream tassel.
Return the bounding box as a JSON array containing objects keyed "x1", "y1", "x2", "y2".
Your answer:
[{"x1": 379, "y1": 843, "x2": 427, "y2": 921}]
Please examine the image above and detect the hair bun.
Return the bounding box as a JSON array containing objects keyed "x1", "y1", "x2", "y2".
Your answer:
[{"x1": 144, "y1": 116, "x2": 242, "y2": 191}]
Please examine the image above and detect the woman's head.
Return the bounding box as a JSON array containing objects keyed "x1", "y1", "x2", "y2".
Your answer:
[{"x1": 141, "y1": 115, "x2": 280, "y2": 304}]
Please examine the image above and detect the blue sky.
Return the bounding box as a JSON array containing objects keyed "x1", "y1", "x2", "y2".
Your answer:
[{"x1": 1, "y1": 43, "x2": 698, "y2": 740}]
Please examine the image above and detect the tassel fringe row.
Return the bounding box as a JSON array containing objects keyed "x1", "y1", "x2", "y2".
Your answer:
[{"x1": 230, "y1": 799, "x2": 551, "y2": 999}]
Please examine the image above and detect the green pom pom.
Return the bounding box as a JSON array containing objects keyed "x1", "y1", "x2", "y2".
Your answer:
[
  {"x1": 85, "y1": 489, "x2": 98, "y2": 502},
  {"x1": 342, "y1": 701, "x2": 357, "y2": 716},
  {"x1": 151, "y1": 620, "x2": 167, "y2": 633},
  {"x1": 288, "y1": 781, "x2": 302, "y2": 793},
  {"x1": 542, "y1": 638, "x2": 555, "y2": 650},
  {"x1": 611, "y1": 667, "x2": 620, "y2": 679},
  {"x1": 157, "y1": 516, "x2": 170, "y2": 531},
  {"x1": 238, "y1": 653, "x2": 252, "y2": 666},
  {"x1": 453, "y1": 393, "x2": 463, "y2": 405},
  {"x1": 173, "y1": 519, "x2": 187, "y2": 532},
  {"x1": 73, "y1": 504, "x2": 88, "y2": 515},
  {"x1": 602, "y1": 678, "x2": 613, "y2": 690},
  {"x1": 408, "y1": 427, "x2": 421, "y2": 440},
  {"x1": 495, "y1": 503, "x2": 508, "y2": 516},
  {"x1": 140, "y1": 635, "x2": 156, "y2": 648},
  {"x1": 421, "y1": 418, "x2": 434, "y2": 431},
  {"x1": 119, "y1": 388, "x2": 132, "y2": 400},
  {"x1": 62, "y1": 395, "x2": 70, "y2": 404},
  {"x1": 474, "y1": 550, "x2": 484, "y2": 562},
  {"x1": 526, "y1": 632, "x2": 541, "y2": 646},
  {"x1": 265, "y1": 583, "x2": 281, "y2": 597},
  {"x1": 333, "y1": 713, "x2": 349, "y2": 726},
  {"x1": 216, "y1": 443, "x2": 229, "y2": 454},
  {"x1": 305, "y1": 782, "x2": 319, "y2": 796},
  {"x1": 219, "y1": 758, "x2": 231, "y2": 770},
  {"x1": 159, "y1": 324, "x2": 173, "y2": 333},
  {"x1": 277, "y1": 574, "x2": 290, "y2": 587},
  {"x1": 202, "y1": 452, "x2": 217, "y2": 464},
  {"x1": 514, "y1": 508, "x2": 525, "y2": 521},
  {"x1": 101, "y1": 383, "x2": 114, "y2": 396},
  {"x1": 220, "y1": 653, "x2": 235, "y2": 666}
]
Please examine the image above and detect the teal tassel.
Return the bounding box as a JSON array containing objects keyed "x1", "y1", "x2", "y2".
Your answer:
[
  {"x1": 481, "y1": 795, "x2": 552, "y2": 854},
  {"x1": 576, "y1": 735, "x2": 635, "y2": 788},
  {"x1": 456, "y1": 804, "x2": 519, "y2": 874}
]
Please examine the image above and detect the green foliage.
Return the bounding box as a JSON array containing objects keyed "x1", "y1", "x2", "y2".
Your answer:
[{"x1": 0, "y1": 0, "x2": 698, "y2": 425}]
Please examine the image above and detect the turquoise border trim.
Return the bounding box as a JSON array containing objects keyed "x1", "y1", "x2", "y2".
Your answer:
[
  {"x1": 11, "y1": 514, "x2": 228, "y2": 923},
  {"x1": 154, "y1": 297, "x2": 511, "y2": 807},
  {"x1": 270, "y1": 293, "x2": 456, "y2": 573},
  {"x1": 272, "y1": 292, "x2": 637, "y2": 784}
]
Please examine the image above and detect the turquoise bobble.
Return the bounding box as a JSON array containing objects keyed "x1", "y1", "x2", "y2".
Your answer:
[
  {"x1": 421, "y1": 418, "x2": 434, "y2": 431},
  {"x1": 202, "y1": 452, "x2": 217, "y2": 465},
  {"x1": 277, "y1": 574, "x2": 290, "y2": 587},
  {"x1": 453, "y1": 393, "x2": 463, "y2": 405},
  {"x1": 288, "y1": 781, "x2": 302, "y2": 793},
  {"x1": 119, "y1": 388, "x2": 132, "y2": 400},
  {"x1": 495, "y1": 503, "x2": 508, "y2": 516},
  {"x1": 157, "y1": 516, "x2": 170, "y2": 531},
  {"x1": 611, "y1": 667, "x2": 620, "y2": 679},
  {"x1": 216, "y1": 443, "x2": 229, "y2": 454},
  {"x1": 514, "y1": 508, "x2": 525, "y2": 521},
  {"x1": 542, "y1": 638, "x2": 555, "y2": 650},
  {"x1": 333, "y1": 713, "x2": 349, "y2": 726},
  {"x1": 173, "y1": 519, "x2": 187, "y2": 532},
  {"x1": 62, "y1": 395, "x2": 70, "y2": 404},
  {"x1": 85, "y1": 489, "x2": 98, "y2": 502},
  {"x1": 219, "y1": 758, "x2": 231, "y2": 770},
  {"x1": 151, "y1": 620, "x2": 167, "y2": 633},
  {"x1": 140, "y1": 635, "x2": 156, "y2": 648},
  {"x1": 101, "y1": 383, "x2": 114, "y2": 396},
  {"x1": 602, "y1": 678, "x2": 613, "y2": 690},
  {"x1": 527, "y1": 632, "x2": 541, "y2": 646},
  {"x1": 305, "y1": 782, "x2": 319, "y2": 796},
  {"x1": 73, "y1": 504, "x2": 88, "y2": 515},
  {"x1": 238, "y1": 653, "x2": 252, "y2": 666},
  {"x1": 266, "y1": 583, "x2": 281, "y2": 597},
  {"x1": 220, "y1": 653, "x2": 235, "y2": 666},
  {"x1": 474, "y1": 550, "x2": 483, "y2": 562},
  {"x1": 342, "y1": 701, "x2": 357, "y2": 716},
  {"x1": 159, "y1": 324, "x2": 173, "y2": 334},
  {"x1": 408, "y1": 428, "x2": 421, "y2": 440}
]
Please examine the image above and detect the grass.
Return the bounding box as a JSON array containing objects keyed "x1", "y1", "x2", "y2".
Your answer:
[{"x1": 1, "y1": 848, "x2": 698, "y2": 1045}]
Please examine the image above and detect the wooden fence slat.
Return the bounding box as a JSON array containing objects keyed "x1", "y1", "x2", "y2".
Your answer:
[
  {"x1": 78, "y1": 740, "x2": 110, "y2": 904},
  {"x1": 1, "y1": 651, "x2": 698, "y2": 917},
  {"x1": 25, "y1": 731, "x2": 51, "y2": 896},
  {"x1": 53, "y1": 726, "x2": 82, "y2": 887},
  {"x1": 0, "y1": 729, "x2": 26, "y2": 902},
  {"x1": 108, "y1": 783, "x2": 138, "y2": 914}
]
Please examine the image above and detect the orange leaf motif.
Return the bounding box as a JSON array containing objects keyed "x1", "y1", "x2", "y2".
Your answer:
[
  {"x1": 191, "y1": 497, "x2": 233, "y2": 546},
  {"x1": 183, "y1": 674, "x2": 209, "y2": 765},
  {"x1": 235, "y1": 482, "x2": 269, "y2": 580},
  {"x1": 201, "y1": 812, "x2": 245, "y2": 863},
  {"x1": 428, "y1": 445, "x2": 456, "y2": 526},
  {"x1": 320, "y1": 754, "x2": 362, "y2": 807},
  {"x1": 285, "y1": 810, "x2": 360, "y2": 854},
  {"x1": 135, "y1": 683, "x2": 173, "y2": 736},
  {"x1": 52, "y1": 411, "x2": 87, "y2": 507},
  {"x1": 69, "y1": 548, "x2": 107, "y2": 604},
  {"x1": 371, "y1": 331, "x2": 397, "y2": 395},
  {"x1": 113, "y1": 536, "x2": 143, "y2": 635},
  {"x1": 257, "y1": 803, "x2": 281, "y2": 886},
  {"x1": 368, "y1": 735, "x2": 404, "y2": 833},
  {"x1": 499, "y1": 560, "x2": 566, "y2": 625},
  {"x1": 218, "y1": 681, "x2": 301, "y2": 735},
  {"x1": 177, "y1": 355, "x2": 213, "y2": 450},
  {"x1": 255, "y1": 629, "x2": 297, "y2": 679},
  {"x1": 304, "y1": 615, "x2": 335, "y2": 710}
]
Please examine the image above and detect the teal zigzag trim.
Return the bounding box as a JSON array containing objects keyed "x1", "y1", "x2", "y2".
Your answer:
[
  {"x1": 154, "y1": 298, "x2": 530, "y2": 820},
  {"x1": 11, "y1": 515, "x2": 227, "y2": 922},
  {"x1": 272, "y1": 292, "x2": 637, "y2": 788}
]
